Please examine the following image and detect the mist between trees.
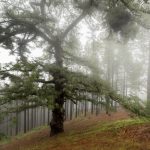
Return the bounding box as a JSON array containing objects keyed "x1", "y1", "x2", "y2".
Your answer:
[
  {"x1": 0, "y1": 0, "x2": 150, "y2": 137},
  {"x1": 0, "y1": 100, "x2": 117, "y2": 136}
]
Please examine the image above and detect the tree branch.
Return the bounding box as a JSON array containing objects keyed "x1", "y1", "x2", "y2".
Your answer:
[
  {"x1": 61, "y1": 10, "x2": 88, "y2": 40},
  {"x1": 120, "y1": 0, "x2": 150, "y2": 14},
  {"x1": 35, "y1": 79, "x2": 54, "y2": 84}
]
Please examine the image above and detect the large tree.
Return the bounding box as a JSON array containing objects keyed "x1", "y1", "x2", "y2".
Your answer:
[{"x1": 0, "y1": 0, "x2": 150, "y2": 136}]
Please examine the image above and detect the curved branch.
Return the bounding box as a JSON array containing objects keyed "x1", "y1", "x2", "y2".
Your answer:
[
  {"x1": 120, "y1": 0, "x2": 150, "y2": 14},
  {"x1": 61, "y1": 10, "x2": 88, "y2": 40},
  {"x1": 35, "y1": 79, "x2": 54, "y2": 84}
]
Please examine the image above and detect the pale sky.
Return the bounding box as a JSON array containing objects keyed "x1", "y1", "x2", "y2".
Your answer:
[
  {"x1": 0, "y1": 48, "x2": 16, "y2": 63},
  {"x1": 0, "y1": 47, "x2": 44, "y2": 64}
]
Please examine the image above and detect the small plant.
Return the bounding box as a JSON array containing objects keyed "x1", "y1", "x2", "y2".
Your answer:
[{"x1": 0, "y1": 132, "x2": 7, "y2": 141}]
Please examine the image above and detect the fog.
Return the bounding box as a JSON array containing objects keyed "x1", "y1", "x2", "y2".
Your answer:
[{"x1": 0, "y1": 0, "x2": 150, "y2": 141}]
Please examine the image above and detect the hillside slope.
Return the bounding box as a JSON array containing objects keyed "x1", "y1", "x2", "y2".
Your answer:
[{"x1": 0, "y1": 111, "x2": 150, "y2": 150}]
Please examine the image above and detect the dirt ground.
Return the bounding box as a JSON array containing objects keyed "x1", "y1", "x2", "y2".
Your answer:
[{"x1": 0, "y1": 110, "x2": 150, "y2": 150}]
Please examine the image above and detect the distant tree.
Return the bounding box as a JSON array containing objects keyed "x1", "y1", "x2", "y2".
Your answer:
[{"x1": 147, "y1": 42, "x2": 150, "y2": 112}]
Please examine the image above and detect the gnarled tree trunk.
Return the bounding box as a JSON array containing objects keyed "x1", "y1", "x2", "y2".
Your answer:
[
  {"x1": 50, "y1": 40, "x2": 65, "y2": 136},
  {"x1": 50, "y1": 77, "x2": 65, "y2": 136}
]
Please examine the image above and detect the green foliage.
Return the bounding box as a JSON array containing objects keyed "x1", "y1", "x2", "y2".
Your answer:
[
  {"x1": 0, "y1": 58, "x2": 149, "y2": 117},
  {"x1": 0, "y1": 132, "x2": 8, "y2": 141},
  {"x1": 106, "y1": 6, "x2": 132, "y2": 32},
  {"x1": 106, "y1": 5, "x2": 138, "y2": 41}
]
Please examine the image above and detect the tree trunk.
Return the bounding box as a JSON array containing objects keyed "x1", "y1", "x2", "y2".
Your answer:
[
  {"x1": 70, "y1": 100, "x2": 73, "y2": 120},
  {"x1": 50, "y1": 96, "x2": 64, "y2": 136},
  {"x1": 106, "y1": 95, "x2": 110, "y2": 115},
  {"x1": 75, "y1": 100, "x2": 78, "y2": 118},
  {"x1": 24, "y1": 109, "x2": 27, "y2": 133},
  {"x1": 50, "y1": 71, "x2": 65, "y2": 136},
  {"x1": 50, "y1": 41, "x2": 65, "y2": 136},
  {"x1": 147, "y1": 45, "x2": 150, "y2": 108}
]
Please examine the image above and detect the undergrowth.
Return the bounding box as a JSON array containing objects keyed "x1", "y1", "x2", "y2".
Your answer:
[{"x1": 1, "y1": 118, "x2": 150, "y2": 150}]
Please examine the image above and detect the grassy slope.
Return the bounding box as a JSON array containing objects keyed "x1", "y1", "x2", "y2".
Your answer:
[{"x1": 0, "y1": 112, "x2": 150, "y2": 150}]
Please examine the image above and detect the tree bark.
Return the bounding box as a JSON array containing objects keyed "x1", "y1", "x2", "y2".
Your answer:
[
  {"x1": 147, "y1": 45, "x2": 150, "y2": 107},
  {"x1": 50, "y1": 41, "x2": 65, "y2": 136},
  {"x1": 50, "y1": 79, "x2": 65, "y2": 136},
  {"x1": 105, "y1": 95, "x2": 110, "y2": 115}
]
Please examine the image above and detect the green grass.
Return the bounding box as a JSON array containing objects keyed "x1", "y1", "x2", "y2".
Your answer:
[
  {"x1": 1, "y1": 118, "x2": 150, "y2": 150},
  {"x1": 89, "y1": 117, "x2": 150, "y2": 131},
  {"x1": 66, "y1": 117, "x2": 150, "y2": 137},
  {"x1": 0, "y1": 125, "x2": 48, "y2": 146}
]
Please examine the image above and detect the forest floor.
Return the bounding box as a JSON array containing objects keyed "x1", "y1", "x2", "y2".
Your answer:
[{"x1": 0, "y1": 110, "x2": 150, "y2": 150}]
